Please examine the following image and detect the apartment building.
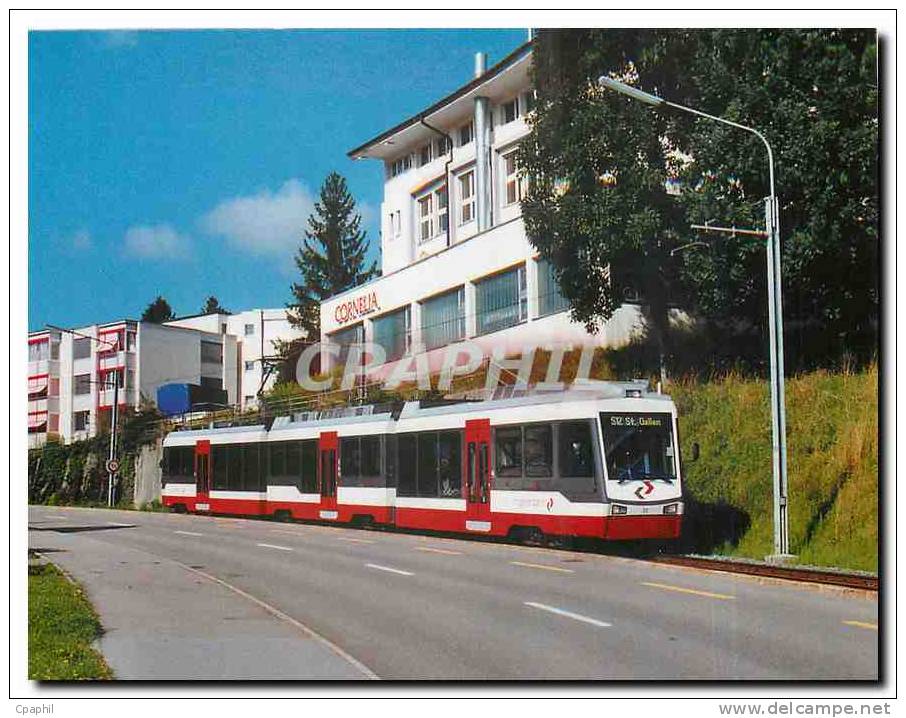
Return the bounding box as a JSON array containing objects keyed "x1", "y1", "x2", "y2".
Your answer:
[
  {"x1": 27, "y1": 320, "x2": 237, "y2": 447},
  {"x1": 164, "y1": 308, "x2": 305, "y2": 408},
  {"x1": 320, "y1": 42, "x2": 643, "y2": 374}
]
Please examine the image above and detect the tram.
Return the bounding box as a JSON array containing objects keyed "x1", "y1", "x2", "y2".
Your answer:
[{"x1": 161, "y1": 381, "x2": 683, "y2": 541}]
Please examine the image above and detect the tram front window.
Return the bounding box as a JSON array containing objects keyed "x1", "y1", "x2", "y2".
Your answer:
[{"x1": 600, "y1": 412, "x2": 676, "y2": 481}]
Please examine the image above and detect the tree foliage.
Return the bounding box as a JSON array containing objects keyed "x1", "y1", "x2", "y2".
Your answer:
[
  {"x1": 200, "y1": 296, "x2": 229, "y2": 315},
  {"x1": 287, "y1": 172, "x2": 377, "y2": 338},
  {"x1": 140, "y1": 295, "x2": 176, "y2": 323},
  {"x1": 520, "y1": 29, "x2": 878, "y2": 371}
]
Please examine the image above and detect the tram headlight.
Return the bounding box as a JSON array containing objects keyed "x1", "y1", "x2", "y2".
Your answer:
[
  {"x1": 663, "y1": 503, "x2": 679, "y2": 515},
  {"x1": 611, "y1": 504, "x2": 628, "y2": 515}
]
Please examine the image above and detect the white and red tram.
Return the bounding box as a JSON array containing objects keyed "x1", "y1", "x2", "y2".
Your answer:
[{"x1": 161, "y1": 382, "x2": 684, "y2": 541}]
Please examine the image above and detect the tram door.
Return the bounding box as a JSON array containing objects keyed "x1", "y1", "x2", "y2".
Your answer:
[
  {"x1": 194, "y1": 440, "x2": 211, "y2": 512},
  {"x1": 318, "y1": 431, "x2": 339, "y2": 520},
  {"x1": 464, "y1": 419, "x2": 492, "y2": 532}
]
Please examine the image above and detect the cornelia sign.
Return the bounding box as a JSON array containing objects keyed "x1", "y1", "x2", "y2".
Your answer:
[{"x1": 334, "y1": 291, "x2": 380, "y2": 325}]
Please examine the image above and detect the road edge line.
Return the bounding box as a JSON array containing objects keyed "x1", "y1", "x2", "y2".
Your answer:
[{"x1": 174, "y1": 560, "x2": 379, "y2": 680}]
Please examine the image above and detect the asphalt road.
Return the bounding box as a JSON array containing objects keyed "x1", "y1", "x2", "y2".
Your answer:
[{"x1": 27, "y1": 505, "x2": 879, "y2": 681}]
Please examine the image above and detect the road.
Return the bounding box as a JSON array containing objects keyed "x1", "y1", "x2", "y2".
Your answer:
[{"x1": 27, "y1": 505, "x2": 879, "y2": 681}]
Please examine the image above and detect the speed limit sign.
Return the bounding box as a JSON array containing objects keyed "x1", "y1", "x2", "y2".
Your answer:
[{"x1": 105, "y1": 458, "x2": 120, "y2": 474}]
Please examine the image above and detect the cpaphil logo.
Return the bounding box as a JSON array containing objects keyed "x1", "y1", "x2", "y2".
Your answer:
[{"x1": 546, "y1": 497, "x2": 554, "y2": 512}]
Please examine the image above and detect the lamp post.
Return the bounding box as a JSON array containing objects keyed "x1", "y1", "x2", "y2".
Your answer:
[{"x1": 597, "y1": 76, "x2": 792, "y2": 560}]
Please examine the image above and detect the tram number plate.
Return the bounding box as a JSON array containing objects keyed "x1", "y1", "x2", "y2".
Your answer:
[
  {"x1": 196, "y1": 503, "x2": 210, "y2": 511},
  {"x1": 320, "y1": 510, "x2": 338, "y2": 520}
]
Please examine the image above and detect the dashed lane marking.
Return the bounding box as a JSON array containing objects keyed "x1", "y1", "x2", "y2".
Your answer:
[
  {"x1": 415, "y1": 546, "x2": 462, "y2": 556},
  {"x1": 175, "y1": 561, "x2": 378, "y2": 679},
  {"x1": 510, "y1": 560, "x2": 574, "y2": 574},
  {"x1": 338, "y1": 537, "x2": 375, "y2": 544},
  {"x1": 366, "y1": 563, "x2": 414, "y2": 576},
  {"x1": 174, "y1": 530, "x2": 204, "y2": 537},
  {"x1": 257, "y1": 543, "x2": 294, "y2": 552},
  {"x1": 843, "y1": 620, "x2": 878, "y2": 631},
  {"x1": 106, "y1": 521, "x2": 133, "y2": 527},
  {"x1": 524, "y1": 601, "x2": 612, "y2": 628},
  {"x1": 641, "y1": 581, "x2": 735, "y2": 600}
]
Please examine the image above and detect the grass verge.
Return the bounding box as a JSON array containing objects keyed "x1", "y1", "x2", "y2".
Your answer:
[{"x1": 28, "y1": 561, "x2": 113, "y2": 680}]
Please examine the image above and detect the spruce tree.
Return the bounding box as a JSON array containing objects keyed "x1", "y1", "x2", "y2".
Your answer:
[
  {"x1": 287, "y1": 172, "x2": 377, "y2": 338},
  {"x1": 141, "y1": 295, "x2": 176, "y2": 323}
]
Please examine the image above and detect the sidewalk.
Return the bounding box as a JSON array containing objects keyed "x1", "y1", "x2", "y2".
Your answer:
[{"x1": 27, "y1": 522, "x2": 369, "y2": 680}]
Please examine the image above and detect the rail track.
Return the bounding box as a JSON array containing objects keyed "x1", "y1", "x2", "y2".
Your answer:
[{"x1": 650, "y1": 554, "x2": 879, "y2": 591}]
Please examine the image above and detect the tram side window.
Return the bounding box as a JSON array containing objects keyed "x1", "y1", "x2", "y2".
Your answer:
[
  {"x1": 524, "y1": 425, "x2": 553, "y2": 478},
  {"x1": 299, "y1": 440, "x2": 318, "y2": 493},
  {"x1": 340, "y1": 437, "x2": 361, "y2": 478},
  {"x1": 163, "y1": 447, "x2": 194, "y2": 483},
  {"x1": 417, "y1": 433, "x2": 438, "y2": 497},
  {"x1": 384, "y1": 435, "x2": 397, "y2": 488},
  {"x1": 212, "y1": 446, "x2": 229, "y2": 490},
  {"x1": 269, "y1": 442, "x2": 287, "y2": 482},
  {"x1": 495, "y1": 426, "x2": 523, "y2": 478},
  {"x1": 397, "y1": 435, "x2": 417, "y2": 496},
  {"x1": 438, "y1": 431, "x2": 462, "y2": 498},
  {"x1": 362, "y1": 436, "x2": 382, "y2": 478},
  {"x1": 243, "y1": 443, "x2": 261, "y2": 491},
  {"x1": 558, "y1": 421, "x2": 597, "y2": 494}
]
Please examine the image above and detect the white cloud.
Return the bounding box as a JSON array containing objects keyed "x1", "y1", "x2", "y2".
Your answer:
[
  {"x1": 123, "y1": 224, "x2": 190, "y2": 259},
  {"x1": 71, "y1": 229, "x2": 92, "y2": 250},
  {"x1": 200, "y1": 179, "x2": 316, "y2": 256}
]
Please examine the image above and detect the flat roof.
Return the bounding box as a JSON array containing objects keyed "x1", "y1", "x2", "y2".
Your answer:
[{"x1": 346, "y1": 40, "x2": 532, "y2": 159}]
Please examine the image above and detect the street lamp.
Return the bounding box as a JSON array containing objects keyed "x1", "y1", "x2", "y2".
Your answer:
[{"x1": 598, "y1": 76, "x2": 792, "y2": 561}]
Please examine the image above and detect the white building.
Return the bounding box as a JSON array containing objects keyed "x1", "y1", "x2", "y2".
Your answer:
[
  {"x1": 320, "y1": 42, "x2": 643, "y2": 376},
  {"x1": 27, "y1": 319, "x2": 237, "y2": 447},
  {"x1": 165, "y1": 308, "x2": 304, "y2": 407},
  {"x1": 27, "y1": 308, "x2": 304, "y2": 447}
]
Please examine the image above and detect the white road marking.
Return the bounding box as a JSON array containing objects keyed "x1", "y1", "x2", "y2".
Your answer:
[
  {"x1": 511, "y1": 560, "x2": 574, "y2": 574},
  {"x1": 175, "y1": 561, "x2": 378, "y2": 679},
  {"x1": 366, "y1": 563, "x2": 414, "y2": 576},
  {"x1": 48, "y1": 516, "x2": 68, "y2": 521},
  {"x1": 257, "y1": 543, "x2": 294, "y2": 552},
  {"x1": 338, "y1": 537, "x2": 375, "y2": 544},
  {"x1": 106, "y1": 521, "x2": 133, "y2": 527},
  {"x1": 415, "y1": 546, "x2": 462, "y2": 556},
  {"x1": 174, "y1": 530, "x2": 204, "y2": 537},
  {"x1": 524, "y1": 602, "x2": 612, "y2": 628}
]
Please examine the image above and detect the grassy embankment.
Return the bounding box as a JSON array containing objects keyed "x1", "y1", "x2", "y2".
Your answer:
[
  {"x1": 28, "y1": 561, "x2": 113, "y2": 680},
  {"x1": 672, "y1": 363, "x2": 878, "y2": 572}
]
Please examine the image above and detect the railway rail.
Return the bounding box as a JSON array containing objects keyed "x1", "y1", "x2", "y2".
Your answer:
[{"x1": 650, "y1": 554, "x2": 878, "y2": 591}]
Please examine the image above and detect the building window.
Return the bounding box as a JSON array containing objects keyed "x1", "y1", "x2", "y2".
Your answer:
[
  {"x1": 418, "y1": 142, "x2": 433, "y2": 167},
  {"x1": 502, "y1": 150, "x2": 526, "y2": 206},
  {"x1": 126, "y1": 331, "x2": 136, "y2": 351},
  {"x1": 329, "y1": 323, "x2": 364, "y2": 368},
  {"x1": 522, "y1": 90, "x2": 537, "y2": 115},
  {"x1": 201, "y1": 341, "x2": 223, "y2": 364},
  {"x1": 389, "y1": 155, "x2": 412, "y2": 178},
  {"x1": 459, "y1": 121, "x2": 474, "y2": 146},
  {"x1": 458, "y1": 171, "x2": 475, "y2": 225},
  {"x1": 416, "y1": 185, "x2": 447, "y2": 242},
  {"x1": 244, "y1": 395, "x2": 255, "y2": 404},
  {"x1": 434, "y1": 137, "x2": 449, "y2": 158},
  {"x1": 74, "y1": 374, "x2": 91, "y2": 395},
  {"x1": 244, "y1": 323, "x2": 255, "y2": 336},
  {"x1": 372, "y1": 306, "x2": 411, "y2": 363},
  {"x1": 72, "y1": 338, "x2": 91, "y2": 360},
  {"x1": 421, "y1": 287, "x2": 465, "y2": 350},
  {"x1": 28, "y1": 341, "x2": 48, "y2": 362},
  {"x1": 537, "y1": 258, "x2": 571, "y2": 317},
  {"x1": 502, "y1": 98, "x2": 520, "y2": 124},
  {"x1": 245, "y1": 360, "x2": 256, "y2": 371},
  {"x1": 388, "y1": 210, "x2": 401, "y2": 238},
  {"x1": 221, "y1": 323, "x2": 228, "y2": 334},
  {"x1": 475, "y1": 265, "x2": 528, "y2": 336},
  {"x1": 74, "y1": 411, "x2": 90, "y2": 432}
]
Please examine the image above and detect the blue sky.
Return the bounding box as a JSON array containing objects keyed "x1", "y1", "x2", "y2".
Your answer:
[{"x1": 28, "y1": 28, "x2": 526, "y2": 331}]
